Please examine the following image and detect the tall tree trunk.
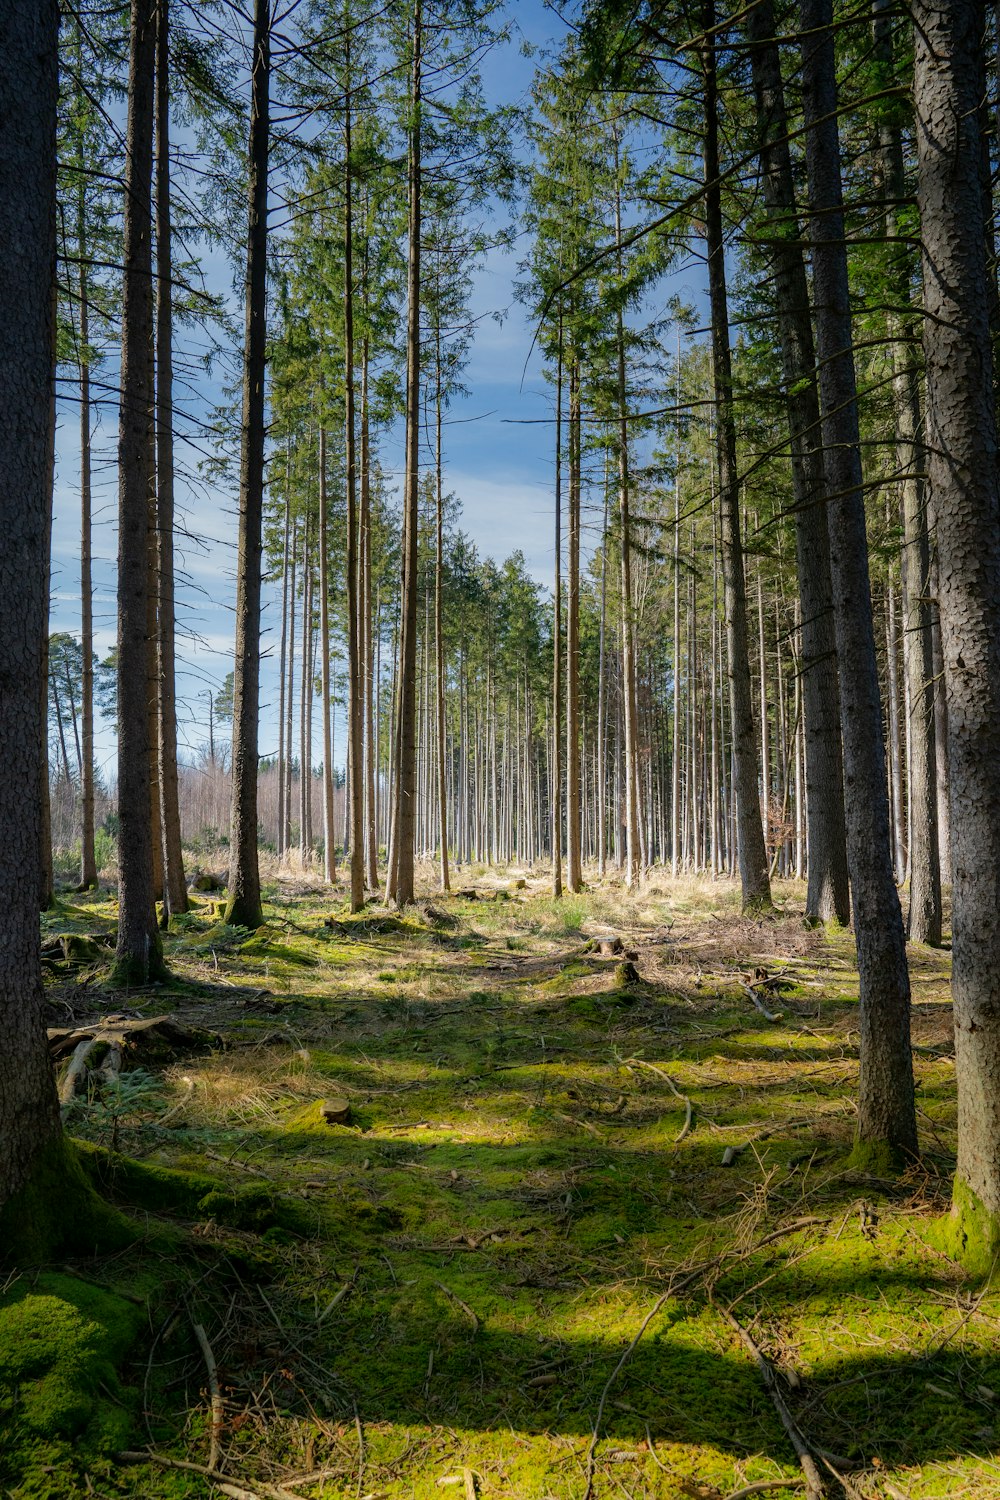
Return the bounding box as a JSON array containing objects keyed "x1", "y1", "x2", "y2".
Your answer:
[
  {"x1": 702, "y1": 0, "x2": 772, "y2": 910},
  {"x1": 361, "y1": 342, "x2": 379, "y2": 889},
  {"x1": 614, "y1": 136, "x2": 642, "y2": 889},
  {"x1": 746, "y1": 0, "x2": 851, "y2": 925},
  {"x1": 390, "y1": 0, "x2": 421, "y2": 907},
  {"x1": 77, "y1": 183, "x2": 98, "y2": 890},
  {"x1": 344, "y1": 72, "x2": 364, "y2": 912},
  {"x1": 115, "y1": 0, "x2": 166, "y2": 982},
  {"x1": 155, "y1": 0, "x2": 187, "y2": 919},
  {"x1": 914, "y1": 0, "x2": 1000, "y2": 1257},
  {"x1": 552, "y1": 321, "x2": 564, "y2": 898},
  {"x1": 318, "y1": 420, "x2": 337, "y2": 882},
  {"x1": 434, "y1": 316, "x2": 450, "y2": 892},
  {"x1": 566, "y1": 357, "x2": 583, "y2": 891},
  {"x1": 800, "y1": 0, "x2": 915, "y2": 1160},
  {"x1": 871, "y1": 0, "x2": 941, "y2": 944},
  {"x1": 0, "y1": 0, "x2": 65, "y2": 1217},
  {"x1": 226, "y1": 0, "x2": 270, "y2": 928},
  {"x1": 276, "y1": 474, "x2": 291, "y2": 859}
]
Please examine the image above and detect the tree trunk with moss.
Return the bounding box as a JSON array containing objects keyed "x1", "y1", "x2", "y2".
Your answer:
[
  {"x1": 915, "y1": 0, "x2": 1000, "y2": 1262},
  {"x1": 226, "y1": 0, "x2": 270, "y2": 929},
  {"x1": 799, "y1": 0, "x2": 915, "y2": 1160},
  {"x1": 0, "y1": 0, "x2": 64, "y2": 1213},
  {"x1": 115, "y1": 0, "x2": 166, "y2": 983}
]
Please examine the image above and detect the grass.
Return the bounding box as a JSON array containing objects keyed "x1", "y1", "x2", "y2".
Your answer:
[{"x1": 5, "y1": 868, "x2": 991, "y2": 1498}]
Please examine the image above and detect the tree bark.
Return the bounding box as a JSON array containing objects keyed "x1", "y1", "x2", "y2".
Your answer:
[
  {"x1": 226, "y1": 0, "x2": 270, "y2": 929},
  {"x1": 566, "y1": 357, "x2": 583, "y2": 892},
  {"x1": 155, "y1": 0, "x2": 187, "y2": 919},
  {"x1": 871, "y1": 0, "x2": 941, "y2": 944},
  {"x1": 390, "y1": 0, "x2": 422, "y2": 908},
  {"x1": 914, "y1": 0, "x2": 1000, "y2": 1251},
  {"x1": 115, "y1": 0, "x2": 166, "y2": 982},
  {"x1": 0, "y1": 0, "x2": 64, "y2": 1214},
  {"x1": 702, "y1": 0, "x2": 772, "y2": 910},
  {"x1": 344, "y1": 74, "x2": 364, "y2": 912},
  {"x1": 552, "y1": 322, "x2": 564, "y2": 898},
  {"x1": 318, "y1": 420, "x2": 337, "y2": 882},
  {"x1": 77, "y1": 177, "x2": 98, "y2": 890},
  {"x1": 800, "y1": 0, "x2": 915, "y2": 1159}
]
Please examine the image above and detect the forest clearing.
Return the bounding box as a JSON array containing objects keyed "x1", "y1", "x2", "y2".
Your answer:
[
  {"x1": 9, "y1": 872, "x2": 987, "y2": 1500},
  {"x1": 6, "y1": 0, "x2": 1000, "y2": 1496}
]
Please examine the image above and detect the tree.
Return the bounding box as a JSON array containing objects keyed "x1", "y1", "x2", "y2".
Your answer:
[
  {"x1": 914, "y1": 0, "x2": 1000, "y2": 1262},
  {"x1": 115, "y1": 0, "x2": 167, "y2": 983},
  {"x1": 388, "y1": 0, "x2": 422, "y2": 908},
  {"x1": 0, "y1": 0, "x2": 64, "y2": 1218},
  {"x1": 701, "y1": 0, "x2": 772, "y2": 912},
  {"x1": 155, "y1": 0, "x2": 188, "y2": 919},
  {"x1": 799, "y1": 0, "x2": 915, "y2": 1160},
  {"x1": 745, "y1": 0, "x2": 849, "y2": 926},
  {"x1": 226, "y1": 0, "x2": 271, "y2": 929}
]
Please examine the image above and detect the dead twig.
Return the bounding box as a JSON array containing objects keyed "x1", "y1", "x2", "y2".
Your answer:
[
  {"x1": 434, "y1": 1279, "x2": 480, "y2": 1332},
  {"x1": 712, "y1": 1300, "x2": 824, "y2": 1500},
  {"x1": 191, "y1": 1320, "x2": 224, "y2": 1472},
  {"x1": 724, "y1": 1481, "x2": 806, "y2": 1499},
  {"x1": 117, "y1": 1451, "x2": 297, "y2": 1500}
]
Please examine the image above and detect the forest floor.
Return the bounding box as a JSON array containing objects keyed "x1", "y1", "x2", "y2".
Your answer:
[{"x1": 4, "y1": 868, "x2": 996, "y2": 1500}]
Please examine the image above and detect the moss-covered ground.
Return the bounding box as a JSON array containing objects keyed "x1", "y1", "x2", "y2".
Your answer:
[{"x1": 5, "y1": 869, "x2": 994, "y2": 1498}]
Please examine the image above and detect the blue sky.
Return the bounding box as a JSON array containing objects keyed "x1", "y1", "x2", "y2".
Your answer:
[{"x1": 49, "y1": 0, "x2": 705, "y2": 780}]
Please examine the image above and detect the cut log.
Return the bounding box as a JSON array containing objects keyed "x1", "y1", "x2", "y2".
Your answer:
[{"x1": 320, "y1": 1098, "x2": 352, "y2": 1126}]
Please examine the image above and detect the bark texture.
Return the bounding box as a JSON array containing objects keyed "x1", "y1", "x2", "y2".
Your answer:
[
  {"x1": 0, "y1": 0, "x2": 64, "y2": 1208},
  {"x1": 155, "y1": 0, "x2": 188, "y2": 919},
  {"x1": 746, "y1": 0, "x2": 849, "y2": 925},
  {"x1": 116, "y1": 0, "x2": 166, "y2": 982},
  {"x1": 800, "y1": 0, "x2": 915, "y2": 1157},
  {"x1": 390, "y1": 0, "x2": 422, "y2": 909},
  {"x1": 914, "y1": 0, "x2": 1000, "y2": 1244},
  {"x1": 702, "y1": 1, "x2": 772, "y2": 911},
  {"x1": 226, "y1": 0, "x2": 270, "y2": 929}
]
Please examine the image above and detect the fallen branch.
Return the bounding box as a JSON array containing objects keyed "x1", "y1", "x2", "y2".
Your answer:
[
  {"x1": 741, "y1": 983, "x2": 783, "y2": 1024},
  {"x1": 317, "y1": 1272, "x2": 356, "y2": 1325},
  {"x1": 725, "y1": 1481, "x2": 806, "y2": 1499},
  {"x1": 434, "y1": 1280, "x2": 480, "y2": 1332},
  {"x1": 191, "y1": 1320, "x2": 224, "y2": 1472},
  {"x1": 624, "y1": 1057, "x2": 695, "y2": 1142},
  {"x1": 712, "y1": 1300, "x2": 824, "y2": 1500},
  {"x1": 117, "y1": 1451, "x2": 298, "y2": 1500}
]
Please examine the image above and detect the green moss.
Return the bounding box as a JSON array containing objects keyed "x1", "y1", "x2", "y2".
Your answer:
[
  {"x1": 0, "y1": 1136, "x2": 132, "y2": 1265},
  {"x1": 76, "y1": 1142, "x2": 313, "y2": 1237},
  {"x1": 845, "y1": 1137, "x2": 907, "y2": 1176},
  {"x1": 109, "y1": 935, "x2": 169, "y2": 986},
  {"x1": 927, "y1": 1176, "x2": 1000, "y2": 1279}
]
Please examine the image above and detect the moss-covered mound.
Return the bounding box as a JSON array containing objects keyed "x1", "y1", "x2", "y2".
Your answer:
[{"x1": 0, "y1": 1274, "x2": 143, "y2": 1491}]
